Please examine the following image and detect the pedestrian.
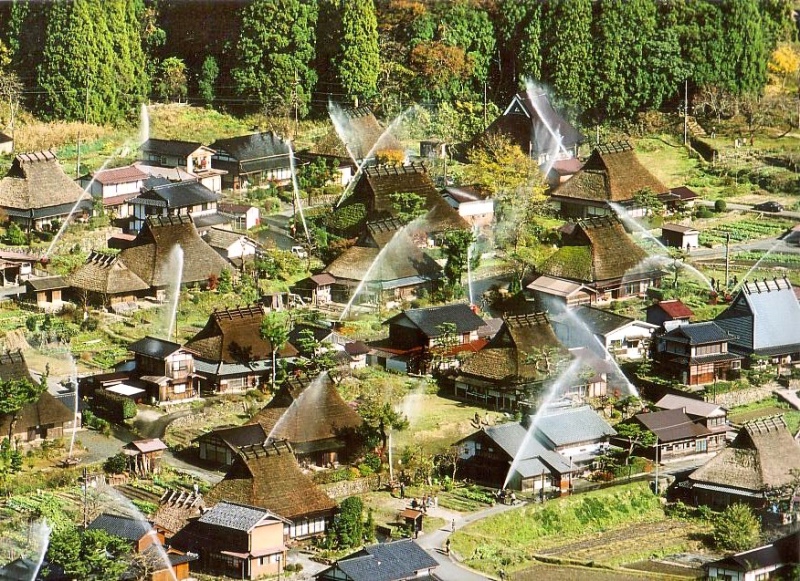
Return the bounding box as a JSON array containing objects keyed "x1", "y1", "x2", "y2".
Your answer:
[
  {"x1": 411, "y1": 498, "x2": 418, "y2": 509},
  {"x1": 452, "y1": 518, "x2": 456, "y2": 532},
  {"x1": 400, "y1": 482, "x2": 405, "y2": 499},
  {"x1": 434, "y1": 494, "x2": 438, "y2": 508},
  {"x1": 445, "y1": 538, "x2": 451, "y2": 555}
]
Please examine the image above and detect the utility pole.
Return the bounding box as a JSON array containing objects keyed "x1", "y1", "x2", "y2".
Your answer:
[
  {"x1": 292, "y1": 70, "x2": 299, "y2": 140},
  {"x1": 483, "y1": 82, "x2": 488, "y2": 130},
  {"x1": 76, "y1": 136, "x2": 81, "y2": 179},
  {"x1": 725, "y1": 232, "x2": 731, "y2": 290},
  {"x1": 82, "y1": 467, "x2": 88, "y2": 528},
  {"x1": 653, "y1": 436, "x2": 659, "y2": 496}
]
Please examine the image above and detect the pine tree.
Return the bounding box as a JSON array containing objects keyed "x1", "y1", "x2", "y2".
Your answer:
[
  {"x1": 335, "y1": 0, "x2": 380, "y2": 102},
  {"x1": 198, "y1": 55, "x2": 219, "y2": 106},
  {"x1": 495, "y1": 0, "x2": 541, "y2": 95},
  {"x1": 233, "y1": 0, "x2": 318, "y2": 115},
  {"x1": 541, "y1": 0, "x2": 592, "y2": 113},
  {"x1": 722, "y1": 0, "x2": 768, "y2": 96}
]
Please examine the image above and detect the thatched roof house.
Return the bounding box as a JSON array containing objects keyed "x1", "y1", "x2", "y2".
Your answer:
[
  {"x1": 206, "y1": 440, "x2": 336, "y2": 538},
  {"x1": 688, "y1": 415, "x2": 800, "y2": 510},
  {"x1": 66, "y1": 251, "x2": 149, "y2": 307},
  {"x1": 455, "y1": 313, "x2": 569, "y2": 409},
  {"x1": 538, "y1": 215, "x2": 662, "y2": 299},
  {"x1": 549, "y1": 142, "x2": 669, "y2": 218},
  {"x1": 333, "y1": 163, "x2": 467, "y2": 237},
  {"x1": 185, "y1": 304, "x2": 298, "y2": 393},
  {"x1": 152, "y1": 489, "x2": 205, "y2": 539},
  {"x1": 329, "y1": 106, "x2": 403, "y2": 161},
  {"x1": 0, "y1": 151, "x2": 90, "y2": 230},
  {"x1": 118, "y1": 215, "x2": 228, "y2": 290},
  {"x1": 248, "y1": 374, "x2": 362, "y2": 466}
]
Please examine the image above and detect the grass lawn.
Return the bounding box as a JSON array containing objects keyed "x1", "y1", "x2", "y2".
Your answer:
[
  {"x1": 450, "y1": 482, "x2": 705, "y2": 575},
  {"x1": 728, "y1": 395, "x2": 800, "y2": 432}
]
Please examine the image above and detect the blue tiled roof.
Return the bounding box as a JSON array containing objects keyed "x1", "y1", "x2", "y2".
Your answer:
[
  {"x1": 326, "y1": 539, "x2": 438, "y2": 581},
  {"x1": 87, "y1": 513, "x2": 152, "y2": 541},
  {"x1": 535, "y1": 406, "x2": 617, "y2": 448}
]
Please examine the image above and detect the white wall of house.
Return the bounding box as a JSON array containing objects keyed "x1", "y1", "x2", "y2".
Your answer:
[
  {"x1": 224, "y1": 238, "x2": 257, "y2": 260},
  {"x1": 603, "y1": 323, "x2": 655, "y2": 359},
  {"x1": 285, "y1": 517, "x2": 326, "y2": 539}
]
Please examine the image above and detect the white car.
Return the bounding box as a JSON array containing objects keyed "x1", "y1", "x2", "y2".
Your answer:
[{"x1": 291, "y1": 246, "x2": 308, "y2": 259}]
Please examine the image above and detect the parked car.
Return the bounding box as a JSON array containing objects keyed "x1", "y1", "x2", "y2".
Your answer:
[
  {"x1": 291, "y1": 245, "x2": 308, "y2": 258},
  {"x1": 754, "y1": 201, "x2": 783, "y2": 212}
]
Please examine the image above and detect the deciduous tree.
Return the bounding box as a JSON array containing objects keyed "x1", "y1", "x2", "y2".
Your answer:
[
  {"x1": 713, "y1": 503, "x2": 760, "y2": 551},
  {"x1": 259, "y1": 312, "x2": 289, "y2": 392}
]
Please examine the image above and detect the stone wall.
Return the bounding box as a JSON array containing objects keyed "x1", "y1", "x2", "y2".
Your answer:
[
  {"x1": 709, "y1": 383, "x2": 778, "y2": 409},
  {"x1": 321, "y1": 475, "x2": 382, "y2": 499}
]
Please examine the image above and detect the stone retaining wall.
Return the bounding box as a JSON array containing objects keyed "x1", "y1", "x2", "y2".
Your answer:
[{"x1": 321, "y1": 475, "x2": 382, "y2": 499}]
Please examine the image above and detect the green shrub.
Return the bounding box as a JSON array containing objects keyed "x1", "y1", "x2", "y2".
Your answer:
[
  {"x1": 103, "y1": 453, "x2": 127, "y2": 474},
  {"x1": 714, "y1": 199, "x2": 727, "y2": 213},
  {"x1": 362, "y1": 453, "x2": 381, "y2": 473},
  {"x1": 358, "y1": 463, "x2": 375, "y2": 476},
  {"x1": 92, "y1": 390, "x2": 137, "y2": 422},
  {"x1": 696, "y1": 207, "x2": 714, "y2": 219}
]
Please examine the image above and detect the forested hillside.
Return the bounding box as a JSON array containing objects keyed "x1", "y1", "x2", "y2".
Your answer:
[{"x1": 0, "y1": 0, "x2": 795, "y2": 125}]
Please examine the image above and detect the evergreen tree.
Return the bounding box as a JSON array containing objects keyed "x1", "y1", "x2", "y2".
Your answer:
[
  {"x1": 233, "y1": 0, "x2": 318, "y2": 115},
  {"x1": 335, "y1": 0, "x2": 380, "y2": 102},
  {"x1": 722, "y1": 0, "x2": 768, "y2": 96},
  {"x1": 198, "y1": 55, "x2": 219, "y2": 106},
  {"x1": 541, "y1": 0, "x2": 592, "y2": 113},
  {"x1": 760, "y1": 0, "x2": 795, "y2": 49},
  {"x1": 440, "y1": 2, "x2": 495, "y2": 99},
  {"x1": 495, "y1": 0, "x2": 541, "y2": 95}
]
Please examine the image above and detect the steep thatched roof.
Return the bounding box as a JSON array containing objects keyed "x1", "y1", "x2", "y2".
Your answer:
[
  {"x1": 339, "y1": 163, "x2": 467, "y2": 233},
  {"x1": 690, "y1": 416, "x2": 800, "y2": 492},
  {"x1": 206, "y1": 440, "x2": 336, "y2": 520},
  {"x1": 551, "y1": 142, "x2": 668, "y2": 203},
  {"x1": 539, "y1": 216, "x2": 649, "y2": 283},
  {"x1": 0, "y1": 151, "x2": 89, "y2": 210},
  {"x1": 118, "y1": 215, "x2": 228, "y2": 287},
  {"x1": 248, "y1": 375, "x2": 362, "y2": 446},
  {"x1": 0, "y1": 350, "x2": 34, "y2": 382},
  {"x1": 459, "y1": 313, "x2": 567, "y2": 384},
  {"x1": 66, "y1": 251, "x2": 149, "y2": 295},
  {"x1": 185, "y1": 304, "x2": 296, "y2": 363},
  {"x1": 333, "y1": 106, "x2": 403, "y2": 160},
  {"x1": 0, "y1": 391, "x2": 73, "y2": 435},
  {"x1": 324, "y1": 227, "x2": 441, "y2": 285}
]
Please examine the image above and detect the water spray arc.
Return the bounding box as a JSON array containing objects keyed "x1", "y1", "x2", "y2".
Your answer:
[{"x1": 286, "y1": 141, "x2": 311, "y2": 245}]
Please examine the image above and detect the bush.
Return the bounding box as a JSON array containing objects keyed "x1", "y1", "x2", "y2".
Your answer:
[
  {"x1": 714, "y1": 199, "x2": 727, "y2": 213},
  {"x1": 81, "y1": 317, "x2": 99, "y2": 332},
  {"x1": 103, "y1": 453, "x2": 127, "y2": 474},
  {"x1": 713, "y1": 503, "x2": 760, "y2": 551},
  {"x1": 362, "y1": 453, "x2": 381, "y2": 473},
  {"x1": 696, "y1": 207, "x2": 714, "y2": 219},
  {"x1": 92, "y1": 390, "x2": 137, "y2": 423}
]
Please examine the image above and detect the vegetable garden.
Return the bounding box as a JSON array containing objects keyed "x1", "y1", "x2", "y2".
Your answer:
[{"x1": 698, "y1": 217, "x2": 792, "y2": 246}]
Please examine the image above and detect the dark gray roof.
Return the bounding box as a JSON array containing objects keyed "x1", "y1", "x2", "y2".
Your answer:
[
  {"x1": 385, "y1": 304, "x2": 484, "y2": 338},
  {"x1": 634, "y1": 409, "x2": 711, "y2": 443},
  {"x1": 707, "y1": 531, "x2": 800, "y2": 573},
  {"x1": 26, "y1": 276, "x2": 67, "y2": 291},
  {"x1": 132, "y1": 179, "x2": 219, "y2": 209},
  {"x1": 716, "y1": 278, "x2": 800, "y2": 354},
  {"x1": 140, "y1": 138, "x2": 204, "y2": 158},
  {"x1": 535, "y1": 406, "x2": 617, "y2": 447},
  {"x1": 128, "y1": 336, "x2": 183, "y2": 359},
  {"x1": 323, "y1": 539, "x2": 438, "y2": 581},
  {"x1": 664, "y1": 321, "x2": 730, "y2": 345},
  {"x1": 203, "y1": 424, "x2": 266, "y2": 449},
  {"x1": 573, "y1": 306, "x2": 636, "y2": 336},
  {"x1": 87, "y1": 513, "x2": 152, "y2": 541},
  {"x1": 198, "y1": 501, "x2": 286, "y2": 532},
  {"x1": 210, "y1": 131, "x2": 293, "y2": 174}
]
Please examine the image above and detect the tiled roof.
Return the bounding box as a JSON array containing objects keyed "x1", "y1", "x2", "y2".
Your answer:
[
  {"x1": 198, "y1": 501, "x2": 287, "y2": 532},
  {"x1": 551, "y1": 141, "x2": 669, "y2": 202},
  {"x1": 634, "y1": 409, "x2": 711, "y2": 443},
  {"x1": 87, "y1": 513, "x2": 153, "y2": 541},
  {"x1": 322, "y1": 539, "x2": 438, "y2": 581},
  {"x1": 129, "y1": 336, "x2": 183, "y2": 359},
  {"x1": 661, "y1": 223, "x2": 698, "y2": 234},
  {"x1": 140, "y1": 138, "x2": 205, "y2": 158},
  {"x1": 535, "y1": 406, "x2": 616, "y2": 447},
  {"x1": 649, "y1": 299, "x2": 693, "y2": 319},
  {"x1": 664, "y1": 321, "x2": 730, "y2": 345},
  {"x1": 93, "y1": 164, "x2": 148, "y2": 186},
  {"x1": 132, "y1": 178, "x2": 219, "y2": 209},
  {"x1": 210, "y1": 131, "x2": 291, "y2": 169},
  {"x1": 26, "y1": 276, "x2": 67, "y2": 291},
  {"x1": 127, "y1": 438, "x2": 168, "y2": 453},
  {"x1": 572, "y1": 306, "x2": 635, "y2": 337},
  {"x1": 385, "y1": 303, "x2": 484, "y2": 338},
  {"x1": 655, "y1": 394, "x2": 726, "y2": 418}
]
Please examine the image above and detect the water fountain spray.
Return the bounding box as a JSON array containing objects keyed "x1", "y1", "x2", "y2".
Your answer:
[
  {"x1": 29, "y1": 519, "x2": 51, "y2": 581},
  {"x1": 266, "y1": 372, "x2": 329, "y2": 442},
  {"x1": 524, "y1": 80, "x2": 572, "y2": 175},
  {"x1": 140, "y1": 103, "x2": 149, "y2": 146},
  {"x1": 164, "y1": 245, "x2": 184, "y2": 342},
  {"x1": 286, "y1": 141, "x2": 311, "y2": 245},
  {"x1": 502, "y1": 359, "x2": 583, "y2": 490},
  {"x1": 732, "y1": 238, "x2": 785, "y2": 293}
]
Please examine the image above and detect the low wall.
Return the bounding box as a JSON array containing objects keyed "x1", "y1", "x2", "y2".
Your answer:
[{"x1": 321, "y1": 474, "x2": 382, "y2": 499}]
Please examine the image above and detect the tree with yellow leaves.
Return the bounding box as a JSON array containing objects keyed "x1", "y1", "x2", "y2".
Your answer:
[{"x1": 768, "y1": 42, "x2": 800, "y2": 87}]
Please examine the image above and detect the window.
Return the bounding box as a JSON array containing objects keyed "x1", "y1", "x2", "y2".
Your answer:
[
  {"x1": 173, "y1": 383, "x2": 186, "y2": 394},
  {"x1": 696, "y1": 439, "x2": 707, "y2": 452},
  {"x1": 172, "y1": 360, "x2": 187, "y2": 372}
]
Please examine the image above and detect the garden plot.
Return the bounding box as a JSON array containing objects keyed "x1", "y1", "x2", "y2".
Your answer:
[{"x1": 698, "y1": 217, "x2": 792, "y2": 247}]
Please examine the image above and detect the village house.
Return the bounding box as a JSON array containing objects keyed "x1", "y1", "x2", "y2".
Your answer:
[
  {"x1": 117, "y1": 215, "x2": 229, "y2": 298},
  {"x1": 218, "y1": 202, "x2": 260, "y2": 230},
  {"x1": 0, "y1": 350, "x2": 76, "y2": 445},
  {"x1": 458, "y1": 406, "x2": 616, "y2": 493},
  {"x1": 152, "y1": 488, "x2": 205, "y2": 541},
  {"x1": 196, "y1": 423, "x2": 267, "y2": 467},
  {"x1": 704, "y1": 530, "x2": 800, "y2": 581},
  {"x1": 476, "y1": 90, "x2": 585, "y2": 166},
  {"x1": 247, "y1": 375, "x2": 362, "y2": 467},
  {"x1": 210, "y1": 131, "x2": 294, "y2": 190},
  {"x1": 715, "y1": 277, "x2": 800, "y2": 365},
  {"x1": 127, "y1": 176, "x2": 221, "y2": 234},
  {"x1": 171, "y1": 501, "x2": 290, "y2": 580},
  {"x1": 645, "y1": 299, "x2": 693, "y2": 329},
  {"x1": 331, "y1": 163, "x2": 468, "y2": 239},
  {"x1": 80, "y1": 163, "x2": 148, "y2": 220},
  {"x1": 291, "y1": 273, "x2": 336, "y2": 307},
  {"x1": 323, "y1": 220, "x2": 443, "y2": 306},
  {"x1": 536, "y1": 215, "x2": 663, "y2": 300},
  {"x1": 66, "y1": 251, "x2": 149, "y2": 311},
  {"x1": 687, "y1": 416, "x2": 800, "y2": 511},
  {"x1": 0, "y1": 249, "x2": 35, "y2": 286},
  {"x1": 661, "y1": 223, "x2": 700, "y2": 250},
  {"x1": 455, "y1": 312, "x2": 569, "y2": 410},
  {"x1": 127, "y1": 336, "x2": 197, "y2": 403},
  {"x1": 328, "y1": 106, "x2": 403, "y2": 163},
  {"x1": 139, "y1": 138, "x2": 226, "y2": 192},
  {"x1": 624, "y1": 407, "x2": 725, "y2": 462},
  {"x1": 547, "y1": 141, "x2": 670, "y2": 219},
  {"x1": 441, "y1": 185, "x2": 494, "y2": 229},
  {"x1": 206, "y1": 440, "x2": 337, "y2": 539},
  {"x1": 344, "y1": 341, "x2": 370, "y2": 369},
  {"x1": 654, "y1": 394, "x2": 728, "y2": 435},
  {"x1": 551, "y1": 305, "x2": 657, "y2": 360},
  {"x1": 371, "y1": 303, "x2": 486, "y2": 373},
  {"x1": 526, "y1": 275, "x2": 598, "y2": 309},
  {"x1": 660, "y1": 186, "x2": 700, "y2": 213},
  {"x1": 185, "y1": 304, "x2": 298, "y2": 394},
  {"x1": 123, "y1": 438, "x2": 168, "y2": 475},
  {"x1": 0, "y1": 151, "x2": 91, "y2": 231},
  {"x1": 87, "y1": 513, "x2": 161, "y2": 554},
  {"x1": 24, "y1": 275, "x2": 68, "y2": 311},
  {"x1": 653, "y1": 321, "x2": 742, "y2": 385},
  {"x1": 316, "y1": 539, "x2": 439, "y2": 581},
  {"x1": 201, "y1": 227, "x2": 259, "y2": 269}
]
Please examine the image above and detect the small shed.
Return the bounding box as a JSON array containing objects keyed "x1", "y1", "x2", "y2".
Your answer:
[
  {"x1": 124, "y1": 438, "x2": 168, "y2": 475},
  {"x1": 292, "y1": 273, "x2": 335, "y2": 306},
  {"x1": 0, "y1": 132, "x2": 12, "y2": 155},
  {"x1": 344, "y1": 341, "x2": 370, "y2": 369},
  {"x1": 398, "y1": 508, "x2": 424, "y2": 534},
  {"x1": 25, "y1": 276, "x2": 67, "y2": 309},
  {"x1": 661, "y1": 224, "x2": 699, "y2": 250}
]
